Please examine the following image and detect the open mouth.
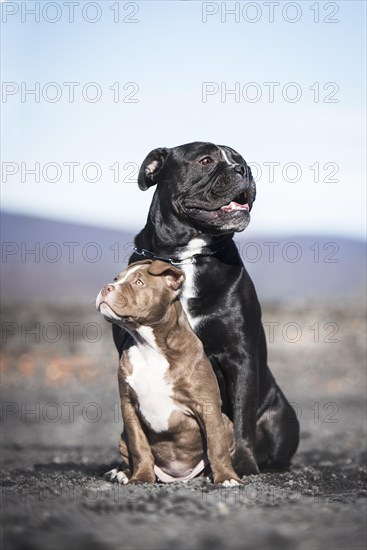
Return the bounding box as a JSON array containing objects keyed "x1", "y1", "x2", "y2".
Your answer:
[
  {"x1": 186, "y1": 189, "x2": 250, "y2": 215},
  {"x1": 218, "y1": 190, "x2": 249, "y2": 214}
]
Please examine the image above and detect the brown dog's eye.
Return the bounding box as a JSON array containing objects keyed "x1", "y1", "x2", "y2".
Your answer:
[
  {"x1": 114, "y1": 276, "x2": 118, "y2": 282},
  {"x1": 135, "y1": 279, "x2": 144, "y2": 286},
  {"x1": 199, "y1": 156, "x2": 214, "y2": 165}
]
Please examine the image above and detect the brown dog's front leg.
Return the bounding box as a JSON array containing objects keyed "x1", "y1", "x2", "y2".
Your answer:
[
  {"x1": 119, "y1": 369, "x2": 156, "y2": 484},
  {"x1": 193, "y1": 398, "x2": 243, "y2": 486},
  {"x1": 121, "y1": 398, "x2": 156, "y2": 483}
]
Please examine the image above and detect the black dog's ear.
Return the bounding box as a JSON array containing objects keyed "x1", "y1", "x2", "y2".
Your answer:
[{"x1": 138, "y1": 147, "x2": 170, "y2": 191}]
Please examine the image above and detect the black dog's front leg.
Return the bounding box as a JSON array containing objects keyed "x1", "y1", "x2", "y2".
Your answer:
[{"x1": 220, "y1": 351, "x2": 260, "y2": 477}]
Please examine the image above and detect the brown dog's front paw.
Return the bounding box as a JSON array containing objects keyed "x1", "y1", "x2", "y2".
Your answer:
[
  {"x1": 221, "y1": 478, "x2": 243, "y2": 487},
  {"x1": 213, "y1": 471, "x2": 244, "y2": 486},
  {"x1": 129, "y1": 472, "x2": 156, "y2": 484},
  {"x1": 104, "y1": 466, "x2": 131, "y2": 484},
  {"x1": 128, "y1": 466, "x2": 156, "y2": 484}
]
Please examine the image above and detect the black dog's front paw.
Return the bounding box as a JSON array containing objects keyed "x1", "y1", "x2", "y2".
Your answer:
[{"x1": 233, "y1": 447, "x2": 259, "y2": 477}]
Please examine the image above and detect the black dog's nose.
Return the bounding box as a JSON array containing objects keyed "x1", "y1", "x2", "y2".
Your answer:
[{"x1": 233, "y1": 164, "x2": 245, "y2": 176}]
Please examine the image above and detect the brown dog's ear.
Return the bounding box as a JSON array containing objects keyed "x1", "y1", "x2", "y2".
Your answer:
[
  {"x1": 138, "y1": 147, "x2": 170, "y2": 191},
  {"x1": 147, "y1": 260, "x2": 185, "y2": 290}
]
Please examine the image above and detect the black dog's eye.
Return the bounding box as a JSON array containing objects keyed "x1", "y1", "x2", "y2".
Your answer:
[{"x1": 199, "y1": 156, "x2": 214, "y2": 165}]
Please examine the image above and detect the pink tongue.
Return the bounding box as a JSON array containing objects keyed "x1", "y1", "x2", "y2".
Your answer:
[{"x1": 221, "y1": 201, "x2": 249, "y2": 212}]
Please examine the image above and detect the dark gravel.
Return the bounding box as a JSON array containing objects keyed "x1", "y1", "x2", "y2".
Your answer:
[{"x1": 1, "y1": 300, "x2": 366, "y2": 550}]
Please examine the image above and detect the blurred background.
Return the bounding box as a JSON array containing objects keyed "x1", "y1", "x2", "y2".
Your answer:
[
  {"x1": 1, "y1": 1, "x2": 366, "y2": 549},
  {"x1": 1, "y1": 0, "x2": 365, "y2": 479}
]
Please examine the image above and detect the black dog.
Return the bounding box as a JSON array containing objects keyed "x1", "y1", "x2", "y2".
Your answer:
[{"x1": 113, "y1": 142, "x2": 299, "y2": 477}]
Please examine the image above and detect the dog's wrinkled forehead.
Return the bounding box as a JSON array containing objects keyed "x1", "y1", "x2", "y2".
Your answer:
[
  {"x1": 171, "y1": 142, "x2": 244, "y2": 164},
  {"x1": 114, "y1": 264, "x2": 144, "y2": 284},
  {"x1": 114, "y1": 260, "x2": 152, "y2": 284},
  {"x1": 112, "y1": 260, "x2": 185, "y2": 292}
]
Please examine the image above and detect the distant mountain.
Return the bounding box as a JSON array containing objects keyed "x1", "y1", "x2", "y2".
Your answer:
[{"x1": 1, "y1": 212, "x2": 365, "y2": 302}]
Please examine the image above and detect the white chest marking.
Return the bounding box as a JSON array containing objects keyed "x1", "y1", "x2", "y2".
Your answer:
[
  {"x1": 127, "y1": 326, "x2": 178, "y2": 433},
  {"x1": 179, "y1": 237, "x2": 210, "y2": 330}
]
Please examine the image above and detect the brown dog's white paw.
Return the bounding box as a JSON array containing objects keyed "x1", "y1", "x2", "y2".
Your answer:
[
  {"x1": 221, "y1": 478, "x2": 241, "y2": 487},
  {"x1": 104, "y1": 467, "x2": 129, "y2": 484}
]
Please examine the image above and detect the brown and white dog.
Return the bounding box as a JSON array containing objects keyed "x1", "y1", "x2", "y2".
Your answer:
[{"x1": 96, "y1": 259, "x2": 242, "y2": 486}]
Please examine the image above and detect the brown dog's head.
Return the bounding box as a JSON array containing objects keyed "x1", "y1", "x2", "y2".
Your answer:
[{"x1": 96, "y1": 260, "x2": 185, "y2": 328}]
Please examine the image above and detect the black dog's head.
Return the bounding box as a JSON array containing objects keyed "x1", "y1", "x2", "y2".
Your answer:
[{"x1": 138, "y1": 142, "x2": 256, "y2": 235}]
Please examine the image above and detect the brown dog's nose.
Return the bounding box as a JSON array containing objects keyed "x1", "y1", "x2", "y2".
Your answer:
[{"x1": 101, "y1": 284, "x2": 115, "y2": 297}]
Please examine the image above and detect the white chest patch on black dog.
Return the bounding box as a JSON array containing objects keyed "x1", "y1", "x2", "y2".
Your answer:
[
  {"x1": 127, "y1": 326, "x2": 178, "y2": 433},
  {"x1": 179, "y1": 237, "x2": 210, "y2": 330}
]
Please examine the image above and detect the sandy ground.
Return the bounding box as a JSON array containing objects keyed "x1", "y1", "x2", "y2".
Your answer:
[{"x1": 1, "y1": 299, "x2": 366, "y2": 550}]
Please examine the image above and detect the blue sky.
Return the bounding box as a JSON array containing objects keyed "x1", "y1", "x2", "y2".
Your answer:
[{"x1": 1, "y1": 0, "x2": 366, "y2": 237}]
